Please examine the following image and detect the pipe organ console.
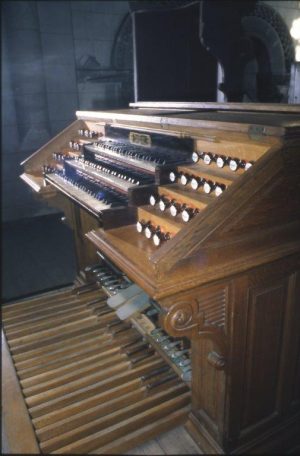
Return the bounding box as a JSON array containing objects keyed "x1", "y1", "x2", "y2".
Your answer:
[{"x1": 3, "y1": 102, "x2": 300, "y2": 454}]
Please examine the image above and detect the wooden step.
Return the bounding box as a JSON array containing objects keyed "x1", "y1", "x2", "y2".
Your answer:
[
  {"x1": 137, "y1": 205, "x2": 184, "y2": 235},
  {"x1": 177, "y1": 163, "x2": 238, "y2": 183},
  {"x1": 159, "y1": 183, "x2": 213, "y2": 209}
]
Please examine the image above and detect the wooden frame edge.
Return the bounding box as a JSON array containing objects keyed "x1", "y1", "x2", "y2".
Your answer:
[{"x1": 2, "y1": 330, "x2": 40, "y2": 454}]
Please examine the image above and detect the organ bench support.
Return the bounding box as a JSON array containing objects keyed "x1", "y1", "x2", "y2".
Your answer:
[{"x1": 4, "y1": 102, "x2": 300, "y2": 454}]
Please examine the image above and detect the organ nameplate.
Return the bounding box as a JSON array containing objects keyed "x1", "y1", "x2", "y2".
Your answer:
[{"x1": 129, "y1": 131, "x2": 151, "y2": 147}]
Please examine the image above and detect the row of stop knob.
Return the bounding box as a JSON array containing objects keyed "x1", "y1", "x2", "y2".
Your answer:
[
  {"x1": 69, "y1": 140, "x2": 82, "y2": 151},
  {"x1": 192, "y1": 151, "x2": 253, "y2": 171},
  {"x1": 169, "y1": 170, "x2": 226, "y2": 196},
  {"x1": 136, "y1": 220, "x2": 171, "y2": 246},
  {"x1": 78, "y1": 128, "x2": 100, "y2": 138},
  {"x1": 149, "y1": 194, "x2": 199, "y2": 222}
]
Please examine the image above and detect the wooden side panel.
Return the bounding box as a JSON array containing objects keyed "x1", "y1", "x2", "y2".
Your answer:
[
  {"x1": 242, "y1": 283, "x2": 286, "y2": 428},
  {"x1": 45, "y1": 192, "x2": 76, "y2": 230},
  {"x1": 21, "y1": 120, "x2": 81, "y2": 171},
  {"x1": 190, "y1": 283, "x2": 230, "y2": 447},
  {"x1": 226, "y1": 257, "x2": 300, "y2": 451},
  {"x1": 213, "y1": 143, "x2": 300, "y2": 240},
  {"x1": 282, "y1": 271, "x2": 300, "y2": 412},
  {"x1": 293, "y1": 344, "x2": 300, "y2": 405},
  {"x1": 160, "y1": 282, "x2": 230, "y2": 447},
  {"x1": 73, "y1": 206, "x2": 99, "y2": 270},
  {"x1": 185, "y1": 255, "x2": 300, "y2": 454},
  {"x1": 151, "y1": 142, "x2": 300, "y2": 277},
  {"x1": 44, "y1": 191, "x2": 99, "y2": 271},
  {"x1": 192, "y1": 338, "x2": 226, "y2": 445},
  {"x1": 293, "y1": 274, "x2": 300, "y2": 407}
]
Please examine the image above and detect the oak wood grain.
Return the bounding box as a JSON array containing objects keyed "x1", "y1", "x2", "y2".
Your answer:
[
  {"x1": 2, "y1": 331, "x2": 40, "y2": 454},
  {"x1": 16, "y1": 104, "x2": 300, "y2": 454},
  {"x1": 40, "y1": 385, "x2": 188, "y2": 453}
]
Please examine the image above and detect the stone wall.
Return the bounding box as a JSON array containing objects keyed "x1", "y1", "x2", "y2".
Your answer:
[
  {"x1": 1, "y1": 1, "x2": 132, "y2": 221},
  {"x1": 265, "y1": 1, "x2": 300, "y2": 31}
]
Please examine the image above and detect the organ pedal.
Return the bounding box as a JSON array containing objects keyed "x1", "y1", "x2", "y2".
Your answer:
[{"x1": 2, "y1": 259, "x2": 192, "y2": 454}]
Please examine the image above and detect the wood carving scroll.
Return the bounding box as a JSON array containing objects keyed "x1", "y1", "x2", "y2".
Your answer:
[{"x1": 162, "y1": 299, "x2": 227, "y2": 370}]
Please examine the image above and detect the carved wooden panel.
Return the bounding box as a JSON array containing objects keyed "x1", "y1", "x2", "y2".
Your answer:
[
  {"x1": 159, "y1": 282, "x2": 230, "y2": 446},
  {"x1": 191, "y1": 338, "x2": 226, "y2": 444},
  {"x1": 241, "y1": 282, "x2": 287, "y2": 428},
  {"x1": 74, "y1": 207, "x2": 99, "y2": 269},
  {"x1": 197, "y1": 287, "x2": 226, "y2": 329},
  {"x1": 161, "y1": 283, "x2": 229, "y2": 364},
  {"x1": 79, "y1": 207, "x2": 99, "y2": 241},
  {"x1": 229, "y1": 257, "x2": 300, "y2": 448},
  {"x1": 293, "y1": 347, "x2": 300, "y2": 405},
  {"x1": 182, "y1": 255, "x2": 300, "y2": 453}
]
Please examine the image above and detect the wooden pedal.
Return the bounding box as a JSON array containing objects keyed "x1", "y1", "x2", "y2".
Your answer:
[{"x1": 2, "y1": 286, "x2": 191, "y2": 454}]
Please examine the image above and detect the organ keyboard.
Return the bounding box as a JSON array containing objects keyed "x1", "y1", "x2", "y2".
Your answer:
[
  {"x1": 42, "y1": 123, "x2": 193, "y2": 223},
  {"x1": 3, "y1": 102, "x2": 300, "y2": 454}
]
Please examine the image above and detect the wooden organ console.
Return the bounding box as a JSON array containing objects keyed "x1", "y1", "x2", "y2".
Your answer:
[{"x1": 3, "y1": 102, "x2": 300, "y2": 454}]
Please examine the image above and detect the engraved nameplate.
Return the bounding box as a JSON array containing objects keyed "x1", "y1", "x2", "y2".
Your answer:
[{"x1": 129, "y1": 131, "x2": 151, "y2": 147}]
